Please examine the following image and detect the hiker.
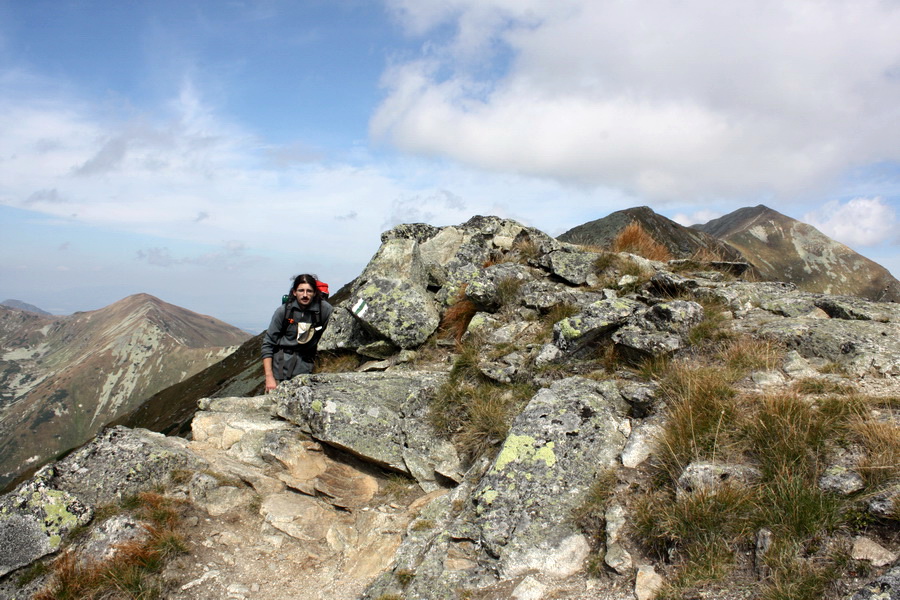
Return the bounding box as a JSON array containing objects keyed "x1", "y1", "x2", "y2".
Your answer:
[{"x1": 262, "y1": 273, "x2": 334, "y2": 391}]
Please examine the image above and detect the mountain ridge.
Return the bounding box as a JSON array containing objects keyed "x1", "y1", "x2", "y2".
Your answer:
[
  {"x1": 693, "y1": 204, "x2": 900, "y2": 301},
  {"x1": 0, "y1": 293, "x2": 251, "y2": 490}
]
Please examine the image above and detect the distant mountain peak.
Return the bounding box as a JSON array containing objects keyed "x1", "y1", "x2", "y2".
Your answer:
[
  {"x1": 1, "y1": 299, "x2": 52, "y2": 316},
  {"x1": 557, "y1": 206, "x2": 745, "y2": 262}
]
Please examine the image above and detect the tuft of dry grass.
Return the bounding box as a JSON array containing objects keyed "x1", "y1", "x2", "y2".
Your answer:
[
  {"x1": 741, "y1": 393, "x2": 831, "y2": 480},
  {"x1": 792, "y1": 377, "x2": 857, "y2": 396},
  {"x1": 611, "y1": 222, "x2": 673, "y2": 262},
  {"x1": 720, "y1": 336, "x2": 782, "y2": 380},
  {"x1": 655, "y1": 365, "x2": 741, "y2": 478},
  {"x1": 850, "y1": 417, "x2": 900, "y2": 486},
  {"x1": 35, "y1": 492, "x2": 188, "y2": 600},
  {"x1": 439, "y1": 294, "x2": 479, "y2": 343},
  {"x1": 315, "y1": 351, "x2": 362, "y2": 373}
]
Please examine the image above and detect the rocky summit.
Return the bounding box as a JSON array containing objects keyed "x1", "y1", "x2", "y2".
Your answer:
[{"x1": 1, "y1": 215, "x2": 898, "y2": 600}]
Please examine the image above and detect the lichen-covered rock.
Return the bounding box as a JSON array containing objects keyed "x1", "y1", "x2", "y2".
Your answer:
[
  {"x1": 468, "y1": 377, "x2": 629, "y2": 577},
  {"x1": 545, "y1": 249, "x2": 605, "y2": 286},
  {"x1": 520, "y1": 279, "x2": 611, "y2": 312},
  {"x1": 51, "y1": 426, "x2": 207, "y2": 506},
  {"x1": 553, "y1": 297, "x2": 644, "y2": 356},
  {"x1": 318, "y1": 306, "x2": 373, "y2": 353},
  {"x1": 349, "y1": 276, "x2": 441, "y2": 349},
  {"x1": 849, "y1": 565, "x2": 900, "y2": 600},
  {"x1": 275, "y1": 372, "x2": 460, "y2": 490},
  {"x1": 0, "y1": 467, "x2": 92, "y2": 577},
  {"x1": 464, "y1": 263, "x2": 536, "y2": 310},
  {"x1": 754, "y1": 317, "x2": 900, "y2": 377}
]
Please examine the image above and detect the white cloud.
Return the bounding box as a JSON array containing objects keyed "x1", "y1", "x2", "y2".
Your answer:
[
  {"x1": 804, "y1": 197, "x2": 898, "y2": 248},
  {"x1": 672, "y1": 210, "x2": 722, "y2": 228},
  {"x1": 376, "y1": 0, "x2": 900, "y2": 200}
]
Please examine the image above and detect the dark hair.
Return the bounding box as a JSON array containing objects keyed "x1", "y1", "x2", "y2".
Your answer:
[{"x1": 289, "y1": 273, "x2": 320, "y2": 300}]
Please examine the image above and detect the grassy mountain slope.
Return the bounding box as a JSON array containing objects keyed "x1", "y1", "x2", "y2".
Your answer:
[{"x1": 0, "y1": 294, "x2": 250, "y2": 489}]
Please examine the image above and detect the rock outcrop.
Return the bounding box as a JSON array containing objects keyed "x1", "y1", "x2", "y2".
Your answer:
[{"x1": 2, "y1": 215, "x2": 898, "y2": 600}]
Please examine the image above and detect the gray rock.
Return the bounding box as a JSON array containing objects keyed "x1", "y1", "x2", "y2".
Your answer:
[
  {"x1": 676, "y1": 461, "x2": 762, "y2": 498},
  {"x1": 520, "y1": 279, "x2": 611, "y2": 313},
  {"x1": 469, "y1": 377, "x2": 629, "y2": 577},
  {"x1": 553, "y1": 297, "x2": 644, "y2": 356},
  {"x1": 349, "y1": 276, "x2": 441, "y2": 349},
  {"x1": 0, "y1": 467, "x2": 92, "y2": 577},
  {"x1": 819, "y1": 465, "x2": 865, "y2": 496},
  {"x1": 464, "y1": 263, "x2": 535, "y2": 310},
  {"x1": 51, "y1": 426, "x2": 207, "y2": 506},
  {"x1": 545, "y1": 249, "x2": 605, "y2": 286},
  {"x1": 867, "y1": 484, "x2": 900, "y2": 519},
  {"x1": 275, "y1": 372, "x2": 461, "y2": 490},
  {"x1": 849, "y1": 566, "x2": 900, "y2": 600},
  {"x1": 319, "y1": 306, "x2": 373, "y2": 352}
]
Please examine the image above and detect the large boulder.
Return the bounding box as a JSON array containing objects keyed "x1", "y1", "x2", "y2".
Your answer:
[
  {"x1": 468, "y1": 377, "x2": 630, "y2": 577},
  {"x1": 275, "y1": 372, "x2": 462, "y2": 491}
]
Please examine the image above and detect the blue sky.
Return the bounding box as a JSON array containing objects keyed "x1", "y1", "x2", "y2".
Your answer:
[{"x1": 2, "y1": 0, "x2": 900, "y2": 331}]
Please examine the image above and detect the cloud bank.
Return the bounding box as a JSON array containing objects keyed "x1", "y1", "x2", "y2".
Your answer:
[{"x1": 377, "y1": 0, "x2": 900, "y2": 200}]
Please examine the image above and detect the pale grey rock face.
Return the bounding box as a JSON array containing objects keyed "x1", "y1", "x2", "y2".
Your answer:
[
  {"x1": 469, "y1": 377, "x2": 629, "y2": 576},
  {"x1": 520, "y1": 279, "x2": 611, "y2": 312},
  {"x1": 676, "y1": 461, "x2": 762, "y2": 499},
  {"x1": 50, "y1": 426, "x2": 207, "y2": 506},
  {"x1": 349, "y1": 276, "x2": 441, "y2": 349},
  {"x1": 464, "y1": 263, "x2": 535, "y2": 310},
  {"x1": 275, "y1": 372, "x2": 460, "y2": 490},
  {"x1": 545, "y1": 249, "x2": 606, "y2": 286},
  {"x1": 318, "y1": 306, "x2": 373, "y2": 353},
  {"x1": 0, "y1": 466, "x2": 93, "y2": 577},
  {"x1": 553, "y1": 297, "x2": 644, "y2": 356}
]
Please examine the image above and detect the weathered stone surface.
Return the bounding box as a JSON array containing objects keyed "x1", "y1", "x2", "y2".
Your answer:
[
  {"x1": 545, "y1": 249, "x2": 605, "y2": 286},
  {"x1": 469, "y1": 377, "x2": 629, "y2": 577},
  {"x1": 635, "y1": 564, "x2": 664, "y2": 600},
  {"x1": 755, "y1": 317, "x2": 900, "y2": 377},
  {"x1": 553, "y1": 297, "x2": 644, "y2": 355},
  {"x1": 852, "y1": 536, "x2": 899, "y2": 567},
  {"x1": 51, "y1": 426, "x2": 207, "y2": 506},
  {"x1": 520, "y1": 279, "x2": 611, "y2": 312},
  {"x1": 275, "y1": 372, "x2": 460, "y2": 490},
  {"x1": 319, "y1": 306, "x2": 373, "y2": 352},
  {"x1": 464, "y1": 263, "x2": 535, "y2": 310},
  {"x1": 867, "y1": 484, "x2": 900, "y2": 519},
  {"x1": 819, "y1": 465, "x2": 866, "y2": 496},
  {"x1": 0, "y1": 467, "x2": 92, "y2": 577},
  {"x1": 349, "y1": 277, "x2": 441, "y2": 349},
  {"x1": 676, "y1": 461, "x2": 762, "y2": 498},
  {"x1": 850, "y1": 566, "x2": 900, "y2": 600}
]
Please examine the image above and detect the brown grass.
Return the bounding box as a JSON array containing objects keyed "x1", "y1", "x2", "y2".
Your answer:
[
  {"x1": 851, "y1": 417, "x2": 900, "y2": 486},
  {"x1": 315, "y1": 351, "x2": 362, "y2": 373},
  {"x1": 439, "y1": 283, "x2": 479, "y2": 342},
  {"x1": 611, "y1": 222, "x2": 673, "y2": 262}
]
